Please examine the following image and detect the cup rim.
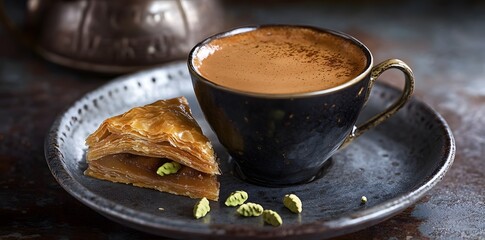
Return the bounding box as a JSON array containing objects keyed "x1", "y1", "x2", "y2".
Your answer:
[{"x1": 188, "y1": 24, "x2": 374, "y2": 98}]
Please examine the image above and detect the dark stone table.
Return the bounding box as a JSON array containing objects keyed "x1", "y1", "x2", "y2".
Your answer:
[{"x1": 1, "y1": 1, "x2": 483, "y2": 239}]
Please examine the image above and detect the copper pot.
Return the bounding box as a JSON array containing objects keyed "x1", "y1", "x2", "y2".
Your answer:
[{"x1": 1, "y1": 0, "x2": 225, "y2": 74}]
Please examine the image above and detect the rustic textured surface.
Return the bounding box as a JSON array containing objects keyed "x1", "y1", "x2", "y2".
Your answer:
[{"x1": 1, "y1": 1, "x2": 484, "y2": 239}]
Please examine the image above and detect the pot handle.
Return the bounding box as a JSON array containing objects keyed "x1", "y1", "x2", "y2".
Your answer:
[{"x1": 0, "y1": 0, "x2": 41, "y2": 49}]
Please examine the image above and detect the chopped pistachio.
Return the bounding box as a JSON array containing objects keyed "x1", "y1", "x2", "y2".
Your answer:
[
  {"x1": 283, "y1": 194, "x2": 302, "y2": 213},
  {"x1": 361, "y1": 196, "x2": 368, "y2": 204},
  {"x1": 237, "y1": 202, "x2": 264, "y2": 217},
  {"x1": 193, "y1": 197, "x2": 210, "y2": 219},
  {"x1": 262, "y1": 210, "x2": 282, "y2": 227},
  {"x1": 156, "y1": 161, "x2": 181, "y2": 176},
  {"x1": 225, "y1": 190, "x2": 249, "y2": 207}
]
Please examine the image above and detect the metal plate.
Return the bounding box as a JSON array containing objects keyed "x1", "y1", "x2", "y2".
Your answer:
[{"x1": 45, "y1": 61, "x2": 455, "y2": 239}]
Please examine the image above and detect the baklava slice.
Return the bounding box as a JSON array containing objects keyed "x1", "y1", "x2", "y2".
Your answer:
[{"x1": 84, "y1": 97, "x2": 220, "y2": 200}]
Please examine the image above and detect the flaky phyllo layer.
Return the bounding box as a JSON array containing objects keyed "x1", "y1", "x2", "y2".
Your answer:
[{"x1": 85, "y1": 97, "x2": 220, "y2": 200}]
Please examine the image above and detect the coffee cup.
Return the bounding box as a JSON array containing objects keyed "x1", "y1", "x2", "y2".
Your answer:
[{"x1": 188, "y1": 25, "x2": 414, "y2": 186}]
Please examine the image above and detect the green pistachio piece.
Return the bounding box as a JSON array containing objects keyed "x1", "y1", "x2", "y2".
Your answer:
[
  {"x1": 225, "y1": 190, "x2": 249, "y2": 207},
  {"x1": 193, "y1": 197, "x2": 210, "y2": 219},
  {"x1": 283, "y1": 194, "x2": 302, "y2": 213},
  {"x1": 262, "y1": 209, "x2": 282, "y2": 227},
  {"x1": 236, "y1": 202, "x2": 264, "y2": 217},
  {"x1": 361, "y1": 196, "x2": 368, "y2": 204},
  {"x1": 156, "y1": 161, "x2": 181, "y2": 176}
]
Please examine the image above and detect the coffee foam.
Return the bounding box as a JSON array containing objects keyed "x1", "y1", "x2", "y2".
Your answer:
[{"x1": 193, "y1": 27, "x2": 368, "y2": 94}]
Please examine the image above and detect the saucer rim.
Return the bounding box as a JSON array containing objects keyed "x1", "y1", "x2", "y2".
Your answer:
[{"x1": 44, "y1": 61, "x2": 455, "y2": 239}]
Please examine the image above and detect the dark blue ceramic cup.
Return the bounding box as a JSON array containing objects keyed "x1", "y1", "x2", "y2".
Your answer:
[{"x1": 188, "y1": 25, "x2": 414, "y2": 186}]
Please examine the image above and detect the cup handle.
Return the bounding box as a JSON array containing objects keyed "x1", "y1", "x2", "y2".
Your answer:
[{"x1": 340, "y1": 59, "x2": 415, "y2": 148}]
